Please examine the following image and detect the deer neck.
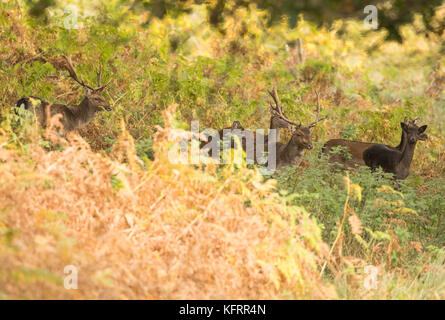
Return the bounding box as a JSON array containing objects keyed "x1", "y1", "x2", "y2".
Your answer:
[
  {"x1": 72, "y1": 97, "x2": 98, "y2": 128},
  {"x1": 395, "y1": 130, "x2": 407, "y2": 152},
  {"x1": 280, "y1": 141, "x2": 305, "y2": 166},
  {"x1": 399, "y1": 142, "x2": 417, "y2": 166},
  {"x1": 396, "y1": 141, "x2": 417, "y2": 178}
]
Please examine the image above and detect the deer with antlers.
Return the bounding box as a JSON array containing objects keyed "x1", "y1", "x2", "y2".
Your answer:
[
  {"x1": 267, "y1": 88, "x2": 327, "y2": 169},
  {"x1": 199, "y1": 87, "x2": 326, "y2": 170},
  {"x1": 199, "y1": 91, "x2": 295, "y2": 159},
  {"x1": 15, "y1": 55, "x2": 111, "y2": 135}
]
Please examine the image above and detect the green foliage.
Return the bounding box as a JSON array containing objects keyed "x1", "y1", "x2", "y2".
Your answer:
[
  {"x1": 27, "y1": 0, "x2": 445, "y2": 42},
  {"x1": 21, "y1": 62, "x2": 56, "y2": 97},
  {"x1": 341, "y1": 123, "x2": 356, "y2": 139},
  {"x1": 276, "y1": 147, "x2": 445, "y2": 267},
  {"x1": 0, "y1": 0, "x2": 444, "y2": 299},
  {"x1": 110, "y1": 174, "x2": 124, "y2": 191},
  {"x1": 135, "y1": 137, "x2": 154, "y2": 161}
]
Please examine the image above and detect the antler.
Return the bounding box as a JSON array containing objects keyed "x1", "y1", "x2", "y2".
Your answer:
[
  {"x1": 268, "y1": 87, "x2": 300, "y2": 127},
  {"x1": 63, "y1": 55, "x2": 95, "y2": 91},
  {"x1": 63, "y1": 55, "x2": 110, "y2": 92},
  {"x1": 308, "y1": 89, "x2": 328, "y2": 128},
  {"x1": 403, "y1": 116, "x2": 419, "y2": 126},
  {"x1": 96, "y1": 62, "x2": 102, "y2": 87},
  {"x1": 95, "y1": 57, "x2": 112, "y2": 91}
]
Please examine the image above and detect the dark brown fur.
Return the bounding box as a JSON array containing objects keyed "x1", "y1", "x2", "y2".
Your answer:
[
  {"x1": 363, "y1": 123, "x2": 427, "y2": 179},
  {"x1": 322, "y1": 117, "x2": 417, "y2": 169}
]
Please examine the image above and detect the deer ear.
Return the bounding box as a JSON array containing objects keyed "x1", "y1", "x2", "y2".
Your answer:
[{"x1": 418, "y1": 125, "x2": 427, "y2": 133}]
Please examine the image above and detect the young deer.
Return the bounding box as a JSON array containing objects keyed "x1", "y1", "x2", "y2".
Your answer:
[
  {"x1": 15, "y1": 55, "x2": 111, "y2": 135},
  {"x1": 363, "y1": 121, "x2": 427, "y2": 179},
  {"x1": 322, "y1": 117, "x2": 419, "y2": 169}
]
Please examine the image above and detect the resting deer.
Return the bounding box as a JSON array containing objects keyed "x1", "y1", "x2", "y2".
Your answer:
[
  {"x1": 228, "y1": 88, "x2": 325, "y2": 169},
  {"x1": 363, "y1": 121, "x2": 427, "y2": 179},
  {"x1": 200, "y1": 89, "x2": 295, "y2": 158},
  {"x1": 322, "y1": 117, "x2": 419, "y2": 169},
  {"x1": 15, "y1": 55, "x2": 111, "y2": 135},
  {"x1": 269, "y1": 88, "x2": 327, "y2": 169},
  {"x1": 200, "y1": 88, "x2": 326, "y2": 169},
  {"x1": 199, "y1": 120, "x2": 245, "y2": 157}
]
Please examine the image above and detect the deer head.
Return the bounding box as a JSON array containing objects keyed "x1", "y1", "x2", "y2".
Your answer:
[
  {"x1": 401, "y1": 120, "x2": 428, "y2": 144},
  {"x1": 231, "y1": 120, "x2": 243, "y2": 130},
  {"x1": 287, "y1": 126, "x2": 314, "y2": 150},
  {"x1": 269, "y1": 87, "x2": 327, "y2": 151},
  {"x1": 397, "y1": 116, "x2": 424, "y2": 148},
  {"x1": 63, "y1": 55, "x2": 111, "y2": 112}
]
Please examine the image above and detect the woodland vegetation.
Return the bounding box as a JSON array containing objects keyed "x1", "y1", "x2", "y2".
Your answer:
[{"x1": 0, "y1": 0, "x2": 444, "y2": 299}]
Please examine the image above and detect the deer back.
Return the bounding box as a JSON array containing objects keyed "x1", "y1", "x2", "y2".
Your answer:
[{"x1": 322, "y1": 117, "x2": 419, "y2": 170}]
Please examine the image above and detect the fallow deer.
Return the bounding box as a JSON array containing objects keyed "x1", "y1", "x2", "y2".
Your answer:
[
  {"x1": 15, "y1": 55, "x2": 111, "y2": 135},
  {"x1": 200, "y1": 88, "x2": 326, "y2": 169},
  {"x1": 270, "y1": 88, "x2": 327, "y2": 169},
  {"x1": 363, "y1": 121, "x2": 428, "y2": 179},
  {"x1": 227, "y1": 88, "x2": 326, "y2": 169},
  {"x1": 322, "y1": 117, "x2": 419, "y2": 169},
  {"x1": 199, "y1": 120, "x2": 245, "y2": 157},
  {"x1": 200, "y1": 89, "x2": 295, "y2": 158}
]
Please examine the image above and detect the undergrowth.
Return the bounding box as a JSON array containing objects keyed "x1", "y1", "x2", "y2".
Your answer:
[{"x1": 0, "y1": 0, "x2": 444, "y2": 299}]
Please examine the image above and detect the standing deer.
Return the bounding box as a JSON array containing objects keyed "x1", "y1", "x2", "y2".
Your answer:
[
  {"x1": 15, "y1": 55, "x2": 111, "y2": 135},
  {"x1": 363, "y1": 121, "x2": 428, "y2": 179},
  {"x1": 322, "y1": 117, "x2": 419, "y2": 169}
]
